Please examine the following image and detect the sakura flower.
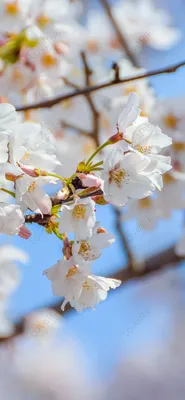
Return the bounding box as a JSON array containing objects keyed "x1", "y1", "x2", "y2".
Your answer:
[
  {"x1": 123, "y1": 197, "x2": 159, "y2": 231},
  {"x1": 117, "y1": 92, "x2": 141, "y2": 135},
  {"x1": 123, "y1": 120, "x2": 172, "y2": 156},
  {"x1": 0, "y1": 203, "x2": 25, "y2": 235},
  {"x1": 18, "y1": 224, "x2": 31, "y2": 239},
  {"x1": 0, "y1": 244, "x2": 28, "y2": 297},
  {"x1": 30, "y1": 0, "x2": 82, "y2": 29},
  {"x1": 68, "y1": 274, "x2": 121, "y2": 312},
  {"x1": 15, "y1": 175, "x2": 57, "y2": 215},
  {"x1": 59, "y1": 197, "x2": 96, "y2": 240},
  {"x1": 0, "y1": 103, "x2": 17, "y2": 132},
  {"x1": 0, "y1": 0, "x2": 30, "y2": 34},
  {"x1": 72, "y1": 222, "x2": 115, "y2": 262},
  {"x1": 44, "y1": 255, "x2": 91, "y2": 309},
  {"x1": 24, "y1": 309, "x2": 61, "y2": 338},
  {"x1": 112, "y1": 0, "x2": 181, "y2": 51},
  {"x1": 103, "y1": 146, "x2": 155, "y2": 206},
  {"x1": 9, "y1": 121, "x2": 61, "y2": 172}
]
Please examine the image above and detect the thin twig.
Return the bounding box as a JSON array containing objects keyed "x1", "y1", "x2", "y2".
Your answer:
[
  {"x1": 100, "y1": 0, "x2": 139, "y2": 67},
  {"x1": 25, "y1": 189, "x2": 103, "y2": 225},
  {"x1": 113, "y1": 207, "x2": 135, "y2": 267},
  {"x1": 16, "y1": 61, "x2": 185, "y2": 112},
  {"x1": 80, "y1": 51, "x2": 100, "y2": 146}
]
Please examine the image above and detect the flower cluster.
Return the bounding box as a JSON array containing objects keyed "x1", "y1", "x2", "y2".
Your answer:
[{"x1": 0, "y1": 92, "x2": 172, "y2": 311}]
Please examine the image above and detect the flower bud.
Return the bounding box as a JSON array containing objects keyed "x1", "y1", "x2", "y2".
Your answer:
[
  {"x1": 108, "y1": 131, "x2": 123, "y2": 144},
  {"x1": 19, "y1": 225, "x2": 32, "y2": 239}
]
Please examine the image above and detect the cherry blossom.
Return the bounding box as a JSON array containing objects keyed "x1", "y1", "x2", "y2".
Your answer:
[
  {"x1": 72, "y1": 222, "x2": 115, "y2": 262},
  {"x1": 0, "y1": 203, "x2": 25, "y2": 235},
  {"x1": 59, "y1": 197, "x2": 96, "y2": 240}
]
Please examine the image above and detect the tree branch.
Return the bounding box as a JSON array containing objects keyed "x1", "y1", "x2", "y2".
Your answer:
[
  {"x1": 16, "y1": 61, "x2": 185, "y2": 112},
  {"x1": 80, "y1": 51, "x2": 100, "y2": 146},
  {"x1": 113, "y1": 207, "x2": 135, "y2": 268},
  {"x1": 100, "y1": 0, "x2": 139, "y2": 67}
]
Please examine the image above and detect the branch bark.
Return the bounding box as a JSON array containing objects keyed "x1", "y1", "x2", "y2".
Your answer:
[
  {"x1": 16, "y1": 61, "x2": 185, "y2": 112},
  {"x1": 100, "y1": 0, "x2": 139, "y2": 67}
]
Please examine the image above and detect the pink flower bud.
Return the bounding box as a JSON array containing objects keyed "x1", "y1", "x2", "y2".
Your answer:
[
  {"x1": 79, "y1": 173, "x2": 103, "y2": 189},
  {"x1": 19, "y1": 225, "x2": 32, "y2": 239},
  {"x1": 19, "y1": 164, "x2": 38, "y2": 177}
]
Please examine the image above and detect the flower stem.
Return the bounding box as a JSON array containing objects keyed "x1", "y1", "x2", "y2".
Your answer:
[
  {"x1": 89, "y1": 161, "x2": 104, "y2": 170},
  {"x1": 46, "y1": 172, "x2": 67, "y2": 183},
  {"x1": 0, "y1": 188, "x2": 15, "y2": 198},
  {"x1": 86, "y1": 141, "x2": 110, "y2": 165}
]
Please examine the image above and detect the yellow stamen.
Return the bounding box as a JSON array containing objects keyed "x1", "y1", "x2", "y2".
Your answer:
[
  {"x1": 12, "y1": 69, "x2": 23, "y2": 82},
  {"x1": 163, "y1": 113, "x2": 178, "y2": 129},
  {"x1": 78, "y1": 241, "x2": 91, "y2": 256},
  {"x1": 172, "y1": 142, "x2": 185, "y2": 152},
  {"x1": 82, "y1": 281, "x2": 90, "y2": 290},
  {"x1": 28, "y1": 181, "x2": 36, "y2": 192},
  {"x1": 163, "y1": 173, "x2": 176, "y2": 185},
  {"x1": 66, "y1": 265, "x2": 78, "y2": 278},
  {"x1": 72, "y1": 204, "x2": 86, "y2": 220},
  {"x1": 21, "y1": 151, "x2": 30, "y2": 161},
  {"x1": 36, "y1": 14, "x2": 51, "y2": 28},
  {"x1": 41, "y1": 52, "x2": 57, "y2": 68},
  {"x1": 5, "y1": 2, "x2": 19, "y2": 15},
  {"x1": 109, "y1": 168, "x2": 126, "y2": 187},
  {"x1": 135, "y1": 144, "x2": 151, "y2": 154}
]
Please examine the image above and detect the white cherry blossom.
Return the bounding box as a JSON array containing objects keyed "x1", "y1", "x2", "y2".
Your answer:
[
  {"x1": 0, "y1": 244, "x2": 28, "y2": 297},
  {"x1": 0, "y1": 203, "x2": 24, "y2": 235},
  {"x1": 9, "y1": 121, "x2": 61, "y2": 172},
  {"x1": 44, "y1": 255, "x2": 91, "y2": 308},
  {"x1": 0, "y1": 103, "x2": 17, "y2": 132},
  {"x1": 59, "y1": 197, "x2": 96, "y2": 240},
  {"x1": 124, "y1": 119, "x2": 172, "y2": 156},
  {"x1": 112, "y1": 0, "x2": 181, "y2": 51},
  {"x1": 15, "y1": 175, "x2": 57, "y2": 214},
  {"x1": 68, "y1": 274, "x2": 121, "y2": 312},
  {"x1": 103, "y1": 146, "x2": 155, "y2": 206},
  {"x1": 72, "y1": 222, "x2": 115, "y2": 262}
]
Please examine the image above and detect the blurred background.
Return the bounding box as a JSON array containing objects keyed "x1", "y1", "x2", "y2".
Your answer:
[{"x1": 1, "y1": 0, "x2": 185, "y2": 399}]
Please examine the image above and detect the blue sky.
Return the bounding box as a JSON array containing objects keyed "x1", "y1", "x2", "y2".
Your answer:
[{"x1": 3, "y1": 0, "x2": 185, "y2": 381}]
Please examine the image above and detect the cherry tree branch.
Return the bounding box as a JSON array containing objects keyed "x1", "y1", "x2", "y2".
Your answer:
[
  {"x1": 16, "y1": 60, "x2": 185, "y2": 112},
  {"x1": 80, "y1": 51, "x2": 100, "y2": 146},
  {"x1": 100, "y1": 0, "x2": 139, "y2": 67},
  {"x1": 113, "y1": 207, "x2": 135, "y2": 268},
  {"x1": 0, "y1": 244, "x2": 183, "y2": 343}
]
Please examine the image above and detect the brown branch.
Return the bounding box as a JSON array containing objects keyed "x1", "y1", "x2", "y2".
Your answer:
[
  {"x1": 81, "y1": 51, "x2": 93, "y2": 86},
  {"x1": 0, "y1": 244, "x2": 183, "y2": 343},
  {"x1": 16, "y1": 61, "x2": 185, "y2": 112},
  {"x1": 25, "y1": 189, "x2": 103, "y2": 225},
  {"x1": 80, "y1": 51, "x2": 100, "y2": 146},
  {"x1": 100, "y1": 0, "x2": 139, "y2": 67},
  {"x1": 113, "y1": 207, "x2": 135, "y2": 268}
]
